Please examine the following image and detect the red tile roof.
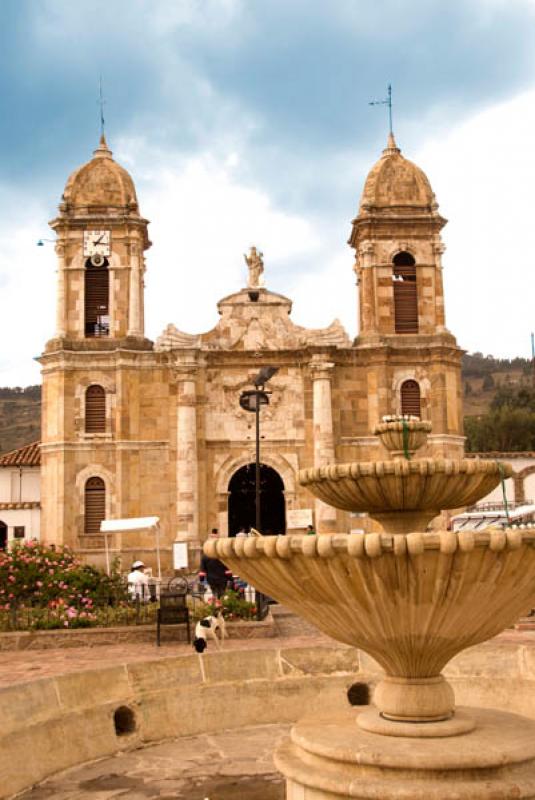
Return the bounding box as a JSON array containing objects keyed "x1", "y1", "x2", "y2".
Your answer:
[{"x1": 0, "y1": 442, "x2": 41, "y2": 467}]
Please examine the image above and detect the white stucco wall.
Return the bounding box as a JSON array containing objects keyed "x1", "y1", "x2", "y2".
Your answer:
[{"x1": 0, "y1": 466, "x2": 41, "y2": 546}]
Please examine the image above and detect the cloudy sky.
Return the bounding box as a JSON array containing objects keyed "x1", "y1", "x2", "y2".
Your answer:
[{"x1": 1, "y1": 0, "x2": 535, "y2": 385}]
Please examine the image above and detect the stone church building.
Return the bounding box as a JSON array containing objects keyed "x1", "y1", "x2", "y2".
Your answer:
[{"x1": 39, "y1": 132, "x2": 464, "y2": 569}]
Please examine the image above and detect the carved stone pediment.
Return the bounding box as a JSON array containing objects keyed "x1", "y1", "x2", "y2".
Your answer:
[
  {"x1": 155, "y1": 288, "x2": 351, "y2": 353},
  {"x1": 155, "y1": 324, "x2": 201, "y2": 351}
]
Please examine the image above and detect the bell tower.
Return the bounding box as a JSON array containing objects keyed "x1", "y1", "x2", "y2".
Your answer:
[
  {"x1": 349, "y1": 134, "x2": 447, "y2": 340},
  {"x1": 348, "y1": 135, "x2": 464, "y2": 457},
  {"x1": 49, "y1": 134, "x2": 150, "y2": 344},
  {"x1": 40, "y1": 136, "x2": 155, "y2": 552}
]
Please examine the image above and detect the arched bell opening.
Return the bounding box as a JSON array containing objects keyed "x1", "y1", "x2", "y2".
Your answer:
[
  {"x1": 393, "y1": 251, "x2": 418, "y2": 333},
  {"x1": 84, "y1": 256, "x2": 110, "y2": 337},
  {"x1": 228, "y1": 464, "x2": 286, "y2": 536}
]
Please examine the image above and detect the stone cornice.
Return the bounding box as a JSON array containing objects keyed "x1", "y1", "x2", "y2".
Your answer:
[
  {"x1": 204, "y1": 439, "x2": 306, "y2": 448},
  {"x1": 40, "y1": 440, "x2": 169, "y2": 453}
]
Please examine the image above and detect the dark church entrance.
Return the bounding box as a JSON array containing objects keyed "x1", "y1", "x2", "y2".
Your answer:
[{"x1": 228, "y1": 464, "x2": 286, "y2": 536}]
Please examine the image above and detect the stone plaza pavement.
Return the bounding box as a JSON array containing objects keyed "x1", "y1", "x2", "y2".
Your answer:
[{"x1": 16, "y1": 723, "x2": 288, "y2": 799}]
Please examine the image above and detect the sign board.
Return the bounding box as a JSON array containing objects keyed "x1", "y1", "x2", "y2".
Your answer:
[
  {"x1": 173, "y1": 541, "x2": 189, "y2": 570},
  {"x1": 287, "y1": 508, "x2": 313, "y2": 529}
]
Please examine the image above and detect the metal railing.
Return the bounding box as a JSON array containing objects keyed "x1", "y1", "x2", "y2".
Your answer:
[{"x1": 0, "y1": 577, "x2": 270, "y2": 632}]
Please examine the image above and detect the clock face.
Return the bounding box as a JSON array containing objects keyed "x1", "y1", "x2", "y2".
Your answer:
[{"x1": 83, "y1": 230, "x2": 111, "y2": 257}]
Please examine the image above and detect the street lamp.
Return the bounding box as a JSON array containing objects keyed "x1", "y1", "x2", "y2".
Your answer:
[{"x1": 239, "y1": 366, "x2": 279, "y2": 532}]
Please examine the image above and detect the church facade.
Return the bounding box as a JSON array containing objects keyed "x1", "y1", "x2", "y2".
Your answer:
[{"x1": 39, "y1": 133, "x2": 464, "y2": 570}]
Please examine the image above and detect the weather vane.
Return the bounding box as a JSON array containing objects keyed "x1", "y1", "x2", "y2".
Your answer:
[
  {"x1": 98, "y1": 76, "x2": 106, "y2": 137},
  {"x1": 369, "y1": 83, "x2": 393, "y2": 136}
]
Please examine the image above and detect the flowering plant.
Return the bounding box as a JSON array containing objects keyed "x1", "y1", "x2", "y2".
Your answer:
[{"x1": 0, "y1": 540, "x2": 128, "y2": 628}]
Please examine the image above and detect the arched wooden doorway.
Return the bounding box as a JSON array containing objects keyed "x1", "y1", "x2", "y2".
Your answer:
[
  {"x1": 228, "y1": 464, "x2": 286, "y2": 536},
  {"x1": 0, "y1": 521, "x2": 7, "y2": 550}
]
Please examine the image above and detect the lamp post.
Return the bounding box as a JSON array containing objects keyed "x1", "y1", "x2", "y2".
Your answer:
[
  {"x1": 239, "y1": 367, "x2": 278, "y2": 622},
  {"x1": 239, "y1": 366, "x2": 278, "y2": 532}
]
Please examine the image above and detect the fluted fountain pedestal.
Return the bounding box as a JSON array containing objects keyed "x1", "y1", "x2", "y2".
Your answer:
[{"x1": 277, "y1": 708, "x2": 535, "y2": 799}]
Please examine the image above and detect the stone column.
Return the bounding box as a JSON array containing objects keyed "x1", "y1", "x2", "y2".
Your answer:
[
  {"x1": 310, "y1": 355, "x2": 338, "y2": 532},
  {"x1": 55, "y1": 243, "x2": 66, "y2": 338},
  {"x1": 176, "y1": 360, "x2": 199, "y2": 546},
  {"x1": 127, "y1": 243, "x2": 142, "y2": 338}
]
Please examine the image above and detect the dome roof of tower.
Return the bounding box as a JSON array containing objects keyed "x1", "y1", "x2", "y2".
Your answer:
[
  {"x1": 360, "y1": 134, "x2": 436, "y2": 210},
  {"x1": 62, "y1": 135, "x2": 138, "y2": 210}
]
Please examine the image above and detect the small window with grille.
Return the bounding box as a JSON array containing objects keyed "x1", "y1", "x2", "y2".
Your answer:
[
  {"x1": 400, "y1": 380, "x2": 421, "y2": 418},
  {"x1": 84, "y1": 257, "x2": 110, "y2": 337},
  {"x1": 84, "y1": 477, "x2": 105, "y2": 535},
  {"x1": 393, "y1": 252, "x2": 418, "y2": 333},
  {"x1": 85, "y1": 385, "x2": 106, "y2": 433}
]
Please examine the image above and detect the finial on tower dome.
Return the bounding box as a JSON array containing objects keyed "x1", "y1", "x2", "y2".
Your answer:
[
  {"x1": 93, "y1": 132, "x2": 112, "y2": 159},
  {"x1": 383, "y1": 131, "x2": 400, "y2": 156}
]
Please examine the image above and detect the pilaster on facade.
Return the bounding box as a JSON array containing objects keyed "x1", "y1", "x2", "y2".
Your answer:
[
  {"x1": 127, "y1": 241, "x2": 143, "y2": 338},
  {"x1": 175, "y1": 355, "x2": 201, "y2": 543},
  {"x1": 55, "y1": 242, "x2": 67, "y2": 338},
  {"x1": 432, "y1": 239, "x2": 447, "y2": 332},
  {"x1": 356, "y1": 241, "x2": 377, "y2": 336},
  {"x1": 309, "y1": 354, "x2": 337, "y2": 532}
]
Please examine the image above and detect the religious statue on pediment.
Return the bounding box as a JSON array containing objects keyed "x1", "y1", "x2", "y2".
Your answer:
[{"x1": 244, "y1": 246, "x2": 264, "y2": 288}]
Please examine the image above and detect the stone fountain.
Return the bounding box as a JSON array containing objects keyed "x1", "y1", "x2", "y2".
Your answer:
[{"x1": 204, "y1": 419, "x2": 535, "y2": 798}]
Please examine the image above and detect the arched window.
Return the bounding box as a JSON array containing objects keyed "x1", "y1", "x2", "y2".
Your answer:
[
  {"x1": 85, "y1": 385, "x2": 106, "y2": 433},
  {"x1": 85, "y1": 257, "x2": 109, "y2": 337},
  {"x1": 393, "y1": 252, "x2": 418, "y2": 333},
  {"x1": 84, "y1": 477, "x2": 105, "y2": 534},
  {"x1": 400, "y1": 380, "x2": 421, "y2": 418}
]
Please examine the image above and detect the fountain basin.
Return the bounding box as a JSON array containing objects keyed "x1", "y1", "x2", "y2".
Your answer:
[
  {"x1": 374, "y1": 418, "x2": 432, "y2": 458},
  {"x1": 298, "y1": 459, "x2": 510, "y2": 533},
  {"x1": 206, "y1": 529, "x2": 535, "y2": 727}
]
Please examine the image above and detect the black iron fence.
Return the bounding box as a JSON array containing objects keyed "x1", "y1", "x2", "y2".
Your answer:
[{"x1": 0, "y1": 576, "x2": 270, "y2": 632}]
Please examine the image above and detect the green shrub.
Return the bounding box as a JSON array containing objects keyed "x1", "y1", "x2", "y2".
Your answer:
[{"x1": 193, "y1": 588, "x2": 257, "y2": 622}]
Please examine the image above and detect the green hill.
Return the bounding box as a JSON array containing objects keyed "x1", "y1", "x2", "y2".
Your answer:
[{"x1": 0, "y1": 386, "x2": 41, "y2": 455}]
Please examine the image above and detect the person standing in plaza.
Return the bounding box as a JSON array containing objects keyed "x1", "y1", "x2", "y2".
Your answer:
[
  {"x1": 199, "y1": 529, "x2": 232, "y2": 598},
  {"x1": 127, "y1": 560, "x2": 150, "y2": 601}
]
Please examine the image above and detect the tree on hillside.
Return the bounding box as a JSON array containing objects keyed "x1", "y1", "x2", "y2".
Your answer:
[
  {"x1": 465, "y1": 385, "x2": 535, "y2": 452},
  {"x1": 482, "y1": 374, "x2": 494, "y2": 391}
]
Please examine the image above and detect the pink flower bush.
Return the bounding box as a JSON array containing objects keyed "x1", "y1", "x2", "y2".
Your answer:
[{"x1": 0, "y1": 541, "x2": 127, "y2": 629}]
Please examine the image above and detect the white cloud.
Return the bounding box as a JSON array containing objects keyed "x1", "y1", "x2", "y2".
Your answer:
[
  {"x1": 415, "y1": 88, "x2": 535, "y2": 358},
  {"x1": 2, "y1": 86, "x2": 535, "y2": 390},
  {"x1": 122, "y1": 142, "x2": 322, "y2": 340},
  {"x1": 0, "y1": 194, "x2": 55, "y2": 386}
]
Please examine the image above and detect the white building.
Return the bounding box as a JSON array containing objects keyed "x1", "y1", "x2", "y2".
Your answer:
[{"x1": 0, "y1": 442, "x2": 41, "y2": 548}]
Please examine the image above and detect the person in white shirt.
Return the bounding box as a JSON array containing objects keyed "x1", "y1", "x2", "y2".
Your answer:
[{"x1": 127, "y1": 560, "x2": 150, "y2": 602}]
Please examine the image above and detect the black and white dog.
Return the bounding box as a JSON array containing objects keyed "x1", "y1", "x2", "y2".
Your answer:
[{"x1": 193, "y1": 611, "x2": 226, "y2": 653}]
